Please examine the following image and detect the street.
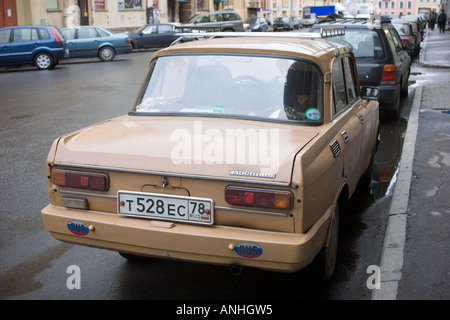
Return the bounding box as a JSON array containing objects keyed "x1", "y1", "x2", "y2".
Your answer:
[{"x1": 0, "y1": 38, "x2": 445, "y2": 301}]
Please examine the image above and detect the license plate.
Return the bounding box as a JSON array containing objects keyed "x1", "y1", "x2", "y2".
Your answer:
[{"x1": 117, "y1": 191, "x2": 214, "y2": 225}]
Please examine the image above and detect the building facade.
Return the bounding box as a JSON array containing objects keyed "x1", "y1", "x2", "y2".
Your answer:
[{"x1": 1, "y1": 0, "x2": 447, "y2": 30}]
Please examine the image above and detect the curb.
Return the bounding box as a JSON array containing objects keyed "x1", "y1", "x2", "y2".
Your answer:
[
  {"x1": 371, "y1": 84, "x2": 423, "y2": 300},
  {"x1": 419, "y1": 30, "x2": 450, "y2": 69}
]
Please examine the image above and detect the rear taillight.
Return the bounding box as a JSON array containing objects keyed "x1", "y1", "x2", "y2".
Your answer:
[
  {"x1": 126, "y1": 38, "x2": 130, "y2": 43},
  {"x1": 381, "y1": 64, "x2": 396, "y2": 81},
  {"x1": 225, "y1": 186, "x2": 293, "y2": 210},
  {"x1": 51, "y1": 169, "x2": 109, "y2": 191},
  {"x1": 401, "y1": 40, "x2": 408, "y2": 47}
]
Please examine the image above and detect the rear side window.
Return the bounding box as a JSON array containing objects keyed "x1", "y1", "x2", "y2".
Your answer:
[
  {"x1": 344, "y1": 56, "x2": 358, "y2": 101},
  {"x1": 38, "y1": 28, "x2": 51, "y2": 40},
  {"x1": 223, "y1": 13, "x2": 237, "y2": 21},
  {"x1": 332, "y1": 55, "x2": 359, "y2": 115},
  {"x1": 332, "y1": 58, "x2": 348, "y2": 113},
  {"x1": 158, "y1": 25, "x2": 173, "y2": 33},
  {"x1": 0, "y1": 29, "x2": 11, "y2": 44},
  {"x1": 97, "y1": 28, "x2": 109, "y2": 37},
  {"x1": 384, "y1": 27, "x2": 403, "y2": 54},
  {"x1": 13, "y1": 28, "x2": 39, "y2": 42},
  {"x1": 78, "y1": 27, "x2": 99, "y2": 39}
]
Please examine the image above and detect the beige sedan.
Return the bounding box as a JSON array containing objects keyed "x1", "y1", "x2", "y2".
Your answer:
[{"x1": 42, "y1": 31, "x2": 379, "y2": 282}]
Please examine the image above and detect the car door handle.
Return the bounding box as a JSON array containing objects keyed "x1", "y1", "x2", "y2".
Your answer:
[
  {"x1": 341, "y1": 131, "x2": 349, "y2": 143},
  {"x1": 358, "y1": 114, "x2": 365, "y2": 124}
]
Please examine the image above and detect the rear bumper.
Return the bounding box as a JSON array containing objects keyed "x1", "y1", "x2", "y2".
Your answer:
[
  {"x1": 378, "y1": 83, "x2": 400, "y2": 110},
  {"x1": 115, "y1": 45, "x2": 132, "y2": 55},
  {"x1": 41, "y1": 204, "x2": 332, "y2": 272}
]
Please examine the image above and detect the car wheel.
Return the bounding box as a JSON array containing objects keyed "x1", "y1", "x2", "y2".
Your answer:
[
  {"x1": 314, "y1": 204, "x2": 339, "y2": 283},
  {"x1": 99, "y1": 46, "x2": 115, "y2": 62},
  {"x1": 360, "y1": 131, "x2": 379, "y2": 187},
  {"x1": 400, "y1": 74, "x2": 409, "y2": 98},
  {"x1": 34, "y1": 52, "x2": 54, "y2": 70}
]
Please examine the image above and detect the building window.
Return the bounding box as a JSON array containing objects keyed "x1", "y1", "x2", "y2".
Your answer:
[
  {"x1": 46, "y1": 0, "x2": 59, "y2": 9},
  {"x1": 391, "y1": 1, "x2": 395, "y2": 8},
  {"x1": 400, "y1": 1, "x2": 403, "y2": 8},
  {"x1": 197, "y1": 0, "x2": 210, "y2": 11},
  {"x1": 408, "y1": 1, "x2": 411, "y2": 8},
  {"x1": 118, "y1": 0, "x2": 142, "y2": 10}
]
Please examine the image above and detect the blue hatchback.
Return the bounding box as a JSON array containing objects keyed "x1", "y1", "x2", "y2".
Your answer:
[
  {"x1": 0, "y1": 25, "x2": 67, "y2": 70},
  {"x1": 61, "y1": 26, "x2": 132, "y2": 62}
]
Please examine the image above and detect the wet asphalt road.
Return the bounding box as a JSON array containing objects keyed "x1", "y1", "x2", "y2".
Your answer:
[{"x1": 0, "y1": 48, "x2": 424, "y2": 301}]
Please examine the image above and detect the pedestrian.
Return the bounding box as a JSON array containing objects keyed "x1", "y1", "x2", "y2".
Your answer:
[
  {"x1": 429, "y1": 9, "x2": 437, "y2": 31},
  {"x1": 437, "y1": 9, "x2": 448, "y2": 33}
]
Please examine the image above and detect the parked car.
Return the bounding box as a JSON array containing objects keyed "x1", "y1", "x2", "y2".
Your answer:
[
  {"x1": 273, "y1": 17, "x2": 294, "y2": 31},
  {"x1": 302, "y1": 13, "x2": 317, "y2": 27},
  {"x1": 0, "y1": 25, "x2": 67, "y2": 70},
  {"x1": 311, "y1": 18, "x2": 413, "y2": 115},
  {"x1": 290, "y1": 16, "x2": 303, "y2": 29},
  {"x1": 41, "y1": 30, "x2": 380, "y2": 282},
  {"x1": 129, "y1": 23, "x2": 180, "y2": 49},
  {"x1": 401, "y1": 14, "x2": 426, "y2": 37},
  {"x1": 243, "y1": 17, "x2": 269, "y2": 32},
  {"x1": 183, "y1": 11, "x2": 243, "y2": 32},
  {"x1": 391, "y1": 19, "x2": 419, "y2": 57},
  {"x1": 60, "y1": 26, "x2": 132, "y2": 61}
]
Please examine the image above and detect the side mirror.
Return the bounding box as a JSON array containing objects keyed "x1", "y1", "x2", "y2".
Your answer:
[
  {"x1": 405, "y1": 42, "x2": 415, "y2": 50},
  {"x1": 361, "y1": 86, "x2": 379, "y2": 100}
]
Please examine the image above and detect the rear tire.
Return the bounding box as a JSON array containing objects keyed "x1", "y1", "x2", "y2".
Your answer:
[
  {"x1": 34, "y1": 52, "x2": 54, "y2": 70},
  {"x1": 99, "y1": 46, "x2": 115, "y2": 61},
  {"x1": 313, "y1": 205, "x2": 339, "y2": 283},
  {"x1": 400, "y1": 75, "x2": 409, "y2": 98}
]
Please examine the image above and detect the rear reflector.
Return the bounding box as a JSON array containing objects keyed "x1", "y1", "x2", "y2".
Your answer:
[
  {"x1": 52, "y1": 169, "x2": 109, "y2": 191},
  {"x1": 225, "y1": 186, "x2": 293, "y2": 210}
]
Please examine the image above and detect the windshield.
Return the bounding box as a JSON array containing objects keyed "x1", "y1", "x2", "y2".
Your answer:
[{"x1": 134, "y1": 54, "x2": 324, "y2": 123}]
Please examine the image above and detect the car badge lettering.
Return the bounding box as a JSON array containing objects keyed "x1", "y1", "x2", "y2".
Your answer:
[
  {"x1": 67, "y1": 220, "x2": 90, "y2": 237},
  {"x1": 229, "y1": 171, "x2": 276, "y2": 179},
  {"x1": 234, "y1": 242, "x2": 263, "y2": 258}
]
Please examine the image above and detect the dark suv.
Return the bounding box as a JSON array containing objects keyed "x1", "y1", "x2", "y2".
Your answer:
[
  {"x1": 0, "y1": 25, "x2": 67, "y2": 70},
  {"x1": 311, "y1": 18, "x2": 413, "y2": 115}
]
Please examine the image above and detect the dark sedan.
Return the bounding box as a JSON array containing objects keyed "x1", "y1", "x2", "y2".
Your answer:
[
  {"x1": 129, "y1": 24, "x2": 180, "y2": 49},
  {"x1": 273, "y1": 17, "x2": 294, "y2": 31}
]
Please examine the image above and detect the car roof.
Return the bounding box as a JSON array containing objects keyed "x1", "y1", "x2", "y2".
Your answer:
[
  {"x1": 154, "y1": 33, "x2": 350, "y2": 71},
  {"x1": 1, "y1": 25, "x2": 55, "y2": 29}
]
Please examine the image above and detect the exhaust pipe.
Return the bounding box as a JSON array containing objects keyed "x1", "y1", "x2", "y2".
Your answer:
[{"x1": 230, "y1": 265, "x2": 244, "y2": 276}]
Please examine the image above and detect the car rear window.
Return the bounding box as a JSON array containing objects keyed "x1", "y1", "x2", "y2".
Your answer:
[
  {"x1": 134, "y1": 54, "x2": 324, "y2": 124},
  {"x1": 341, "y1": 29, "x2": 385, "y2": 59}
]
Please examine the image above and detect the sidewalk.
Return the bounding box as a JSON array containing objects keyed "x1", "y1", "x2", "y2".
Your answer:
[{"x1": 372, "y1": 29, "x2": 450, "y2": 300}]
